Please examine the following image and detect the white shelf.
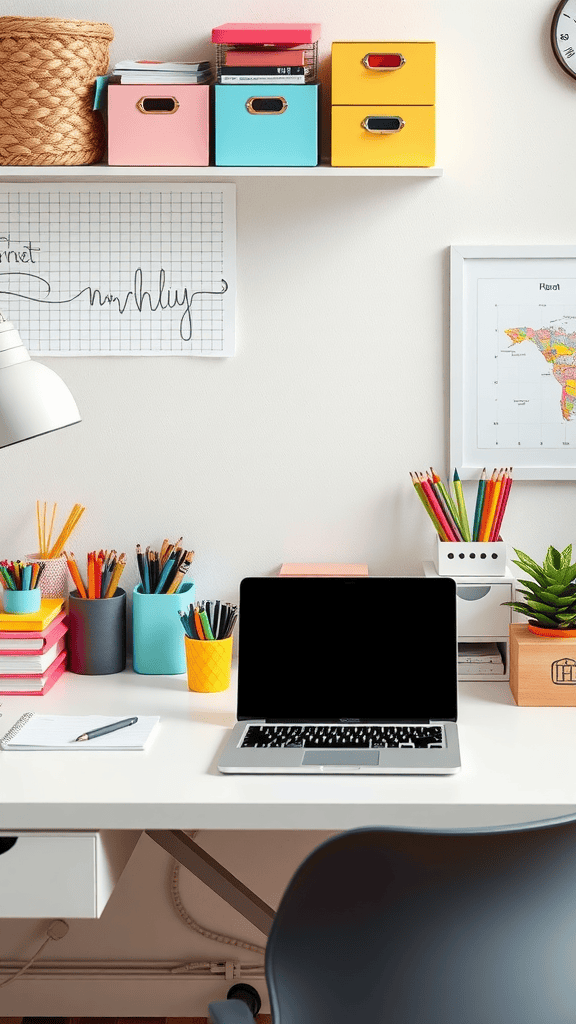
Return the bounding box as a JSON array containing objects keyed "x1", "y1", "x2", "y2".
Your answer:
[{"x1": 0, "y1": 163, "x2": 443, "y2": 180}]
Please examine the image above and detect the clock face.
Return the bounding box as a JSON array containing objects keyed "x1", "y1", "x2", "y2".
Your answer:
[{"x1": 552, "y1": 0, "x2": 576, "y2": 79}]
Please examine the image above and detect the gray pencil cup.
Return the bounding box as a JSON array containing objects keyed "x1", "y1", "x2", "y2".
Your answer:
[{"x1": 68, "y1": 588, "x2": 126, "y2": 675}]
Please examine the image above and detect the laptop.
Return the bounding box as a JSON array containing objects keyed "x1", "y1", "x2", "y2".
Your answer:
[{"x1": 218, "y1": 576, "x2": 461, "y2": 775}]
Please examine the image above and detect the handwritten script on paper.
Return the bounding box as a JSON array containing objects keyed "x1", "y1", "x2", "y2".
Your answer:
[{"x1": 0, "y1": 184, "x2": 236, "y2": 357}]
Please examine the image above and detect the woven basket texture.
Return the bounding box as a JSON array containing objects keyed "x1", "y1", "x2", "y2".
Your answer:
[{"x1": 0, "y1": 16, "x2": 113, "y2": 165}]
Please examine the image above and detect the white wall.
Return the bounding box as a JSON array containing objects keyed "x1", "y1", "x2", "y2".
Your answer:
[{"x1": 0, "y1": 0, "x2": 575, "y2": 1015}]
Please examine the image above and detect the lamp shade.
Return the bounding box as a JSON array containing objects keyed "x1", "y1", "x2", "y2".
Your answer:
[{"x1": 0, "y1": 316, "x2": 81, "y2": 448}]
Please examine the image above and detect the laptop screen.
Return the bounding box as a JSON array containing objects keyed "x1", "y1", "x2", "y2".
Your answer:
[{"x1": 237, "y1": 576, "x2": 458, "y2": 723}]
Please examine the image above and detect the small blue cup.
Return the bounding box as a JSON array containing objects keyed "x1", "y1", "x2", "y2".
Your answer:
[{"x1": 3, "y1": 588, "x2": 42, "y2": 614}]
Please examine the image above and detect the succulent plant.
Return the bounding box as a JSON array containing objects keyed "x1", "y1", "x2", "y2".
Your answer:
[{"x1": 503, "y1": 544, "x2": 576, "y2": 630}]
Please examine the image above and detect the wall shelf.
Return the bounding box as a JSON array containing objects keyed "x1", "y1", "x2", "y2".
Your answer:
[{"x1": 0, "y1": 163, "x2": 443, "y2": 181}]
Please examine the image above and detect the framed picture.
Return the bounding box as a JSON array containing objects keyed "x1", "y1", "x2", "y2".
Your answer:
[{"x1": 450, "y1": 245, "x2": 576, "y2": 479}]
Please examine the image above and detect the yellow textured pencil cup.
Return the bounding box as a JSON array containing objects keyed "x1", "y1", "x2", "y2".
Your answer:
[{"x1": 185, "y1": 635, "x2": 233, "y2": 693}]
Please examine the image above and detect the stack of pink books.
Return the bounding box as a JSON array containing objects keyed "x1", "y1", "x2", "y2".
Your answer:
[{"x1": 0, "y1": 601, "x2": 67, "y2": 695}]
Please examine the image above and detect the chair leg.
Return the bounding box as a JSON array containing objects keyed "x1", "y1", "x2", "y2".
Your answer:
[{"x1": 227, "y1": 982, "x2": 262, "y2": 1018}]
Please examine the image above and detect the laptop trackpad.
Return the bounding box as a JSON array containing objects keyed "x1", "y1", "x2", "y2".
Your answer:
[{"x1": 302, "y1": 750, "x2": 380, "y2": 766}]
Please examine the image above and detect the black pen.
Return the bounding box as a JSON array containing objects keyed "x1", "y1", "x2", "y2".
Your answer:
[{"x1": 75, "y1": 717, "x2": 138, "y2": 742}]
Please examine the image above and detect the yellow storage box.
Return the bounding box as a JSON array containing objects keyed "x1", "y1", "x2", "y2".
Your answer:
[
  {"x1": 331, "y1": 40, "x2": 435, "y2": 167},
  {"x1": 331, "y1": 104, "x2": 435, "y2": 168}
]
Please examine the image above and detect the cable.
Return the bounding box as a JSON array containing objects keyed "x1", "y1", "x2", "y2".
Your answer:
[
  {"x1": 0, "y1": 919, "x2": 69, "y2": 988},
  {"x1": 170, "y1": 861, "x2": 266, "y2": 958}
]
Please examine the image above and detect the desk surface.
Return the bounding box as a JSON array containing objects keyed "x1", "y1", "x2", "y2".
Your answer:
[{"x1": 1, "y1": 666, "x2": 575, "y2": 831}]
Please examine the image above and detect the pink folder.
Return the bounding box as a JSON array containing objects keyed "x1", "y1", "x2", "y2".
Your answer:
[{"x1": 279, "y1": 563, "x2": 369, "y2": 576}]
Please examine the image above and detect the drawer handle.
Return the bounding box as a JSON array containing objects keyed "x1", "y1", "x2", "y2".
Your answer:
[
  {"x1": 361, "y1": 115, "x2": 405, "y2": 134},
  {"x1": 457, "y1": 587, "x2": 492, "y2": 601},
  {"x1": 136, "y1": 96, "x2": 180, "y2": 114},
  {"x1": 0, "y1": 837, "x2": 17, "y2": 854},
  {"x1": 362, "y1": 53, "x2": 405, "y2": 71},
  {"x1": 246, "y1": 96, "x2": 288, "y2": 114}
]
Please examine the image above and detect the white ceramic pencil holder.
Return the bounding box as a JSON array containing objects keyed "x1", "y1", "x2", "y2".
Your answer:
[
  {"x1": 26, "y1": 553, "x2": 68, "y2": 598},
  {"x1": 434, "y1": 536, "x2": 507, "y2": 577}
]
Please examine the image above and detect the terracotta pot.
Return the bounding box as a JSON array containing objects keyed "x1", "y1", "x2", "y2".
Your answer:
[{"x1": 527, "y1": 623, "x2": 576, "y2": 638}]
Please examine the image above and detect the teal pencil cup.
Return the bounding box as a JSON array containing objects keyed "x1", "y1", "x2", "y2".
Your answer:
[
  {"x1": 132, "y1": 582, "x2": 194, "y2": 674},
  {"x1": 2, "y1": 588, "x2": 41, "y2": 614}
]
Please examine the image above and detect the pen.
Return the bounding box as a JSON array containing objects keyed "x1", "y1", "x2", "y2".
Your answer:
[{"x1": 75, "y1": 717, "x2": 138, "y2": 742}]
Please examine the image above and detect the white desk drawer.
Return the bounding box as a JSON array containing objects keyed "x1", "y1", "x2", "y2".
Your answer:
[
  {"x1": 457, "y1": 583, "x2": 512, "y2": 637},
  {"x1": 0, "y1": 830, "x2": 139, "y2": 918}
]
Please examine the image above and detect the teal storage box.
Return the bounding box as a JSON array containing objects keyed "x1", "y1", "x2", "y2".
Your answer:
[
  {"x1": 215, "y1": 83, "x2": 319, "y2": 166},
  {"x1": 132, "y1": 582, "x2": 194, "y2": 675}
]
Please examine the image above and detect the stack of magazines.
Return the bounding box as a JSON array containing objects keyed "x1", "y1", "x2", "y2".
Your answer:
[{"x1": 113, "y1": 60, "x2": 211, "y2": 85}]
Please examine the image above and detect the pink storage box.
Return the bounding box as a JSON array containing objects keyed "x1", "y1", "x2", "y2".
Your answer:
[
  {"x1": 107, "y1": 85, "x2": 209, "y2": 166},
  {"x1": 212, "y1": 23, "x2": 321, "y2": 44}
]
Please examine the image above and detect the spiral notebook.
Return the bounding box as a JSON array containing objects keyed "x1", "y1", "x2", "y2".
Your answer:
[{"x1": 0, "y1": 713, "x2": 160, "y2": 750}]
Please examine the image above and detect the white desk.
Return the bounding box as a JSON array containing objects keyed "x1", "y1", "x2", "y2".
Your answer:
[{"x1": 1, "y1": 665, "x2": 576, "y2": 833}]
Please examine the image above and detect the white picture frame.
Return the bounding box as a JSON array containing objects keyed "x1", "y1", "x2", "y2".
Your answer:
[{"x1": 450, "y1": 244, "x2": 576, "y2": 480}]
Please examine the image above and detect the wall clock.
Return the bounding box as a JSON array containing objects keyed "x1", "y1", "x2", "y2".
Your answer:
[{"x1": 552, "y1": 0, "x2": 576, "y2": 79}]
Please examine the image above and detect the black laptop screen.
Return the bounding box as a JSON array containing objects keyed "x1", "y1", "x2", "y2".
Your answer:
[{"x1": 237, "y1": 576, "x2": 458, "y2": 723}]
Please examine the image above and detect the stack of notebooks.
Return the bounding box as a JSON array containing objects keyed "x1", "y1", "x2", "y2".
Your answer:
[
  {"x1": 0, "y1": 599, "x2": 67, "y2": 695},
  {"x1": 113, "y1": 60, "x2": 211, "y2": 85}
]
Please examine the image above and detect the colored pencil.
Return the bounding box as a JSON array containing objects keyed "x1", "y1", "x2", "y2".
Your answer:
[
  {"x1": 452, "y1": 468, "x2": 471, "y2": 541},
  {"x1": 472, "y1": 469, "x2": 487, "y2": 541}
]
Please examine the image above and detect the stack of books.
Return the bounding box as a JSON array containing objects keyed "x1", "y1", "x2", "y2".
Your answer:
[
  {"x1": 113, "y1": 60, "x2": 211, "y2": 85},
  {"x1": 213, "y1": 22, "x2": 319, "y2": 85},
  {"x1": 218, "y1": 59, "x2": 307, "y2": 85},
  {"x1": 0, "y1": 599, "x2": 67, "y2": 695}
]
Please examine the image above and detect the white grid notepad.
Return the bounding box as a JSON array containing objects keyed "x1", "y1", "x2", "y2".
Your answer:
[{"x1": 0, "y1": 183, "x2": 236, "y2": 356}]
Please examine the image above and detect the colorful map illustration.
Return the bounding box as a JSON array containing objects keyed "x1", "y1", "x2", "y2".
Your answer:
[{"x1": 505, "y1": 325, "x2": 576, "y2": 422}]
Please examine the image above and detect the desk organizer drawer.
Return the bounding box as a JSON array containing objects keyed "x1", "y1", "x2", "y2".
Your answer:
[
  {"x1": 331, "y1": 104, "x2": 435, "y2": 167},
  {"x1": 331, "y1": 41, "x2": 435, "y2": 106},
  {"x1": 0, "y1": 830, "x2": 139, "y2": 918},
  {"x1": 108, "y1": 85, "x2": 209, "y2": 166},
  {"x1": 215, "y1": 83, "x2": 318, "y2": 166},
  {"x1": 457, "y1": 583, "x2": 512, "y2": 638}
]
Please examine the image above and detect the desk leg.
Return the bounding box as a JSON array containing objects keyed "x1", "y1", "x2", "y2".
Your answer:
[{"x1": 145, "y1": 829, "x2": 275, "y2": 936}]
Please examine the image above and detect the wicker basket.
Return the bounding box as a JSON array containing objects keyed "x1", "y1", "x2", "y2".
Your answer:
[{"x1": 0, "y1": 16, "x2": 113, "y2": 166}]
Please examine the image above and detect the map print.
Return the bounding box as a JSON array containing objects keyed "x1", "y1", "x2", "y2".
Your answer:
[{"x1": 505, "y1": 325, "x2": 576, "y2": 421}]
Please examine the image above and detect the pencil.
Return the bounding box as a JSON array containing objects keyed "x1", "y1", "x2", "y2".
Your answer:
[
  {"x1": 482, "y1": 468, "x2": 503, "y2": 542},
  {"x1": 431, "y1": 469, "x2": 462, "y2": 536},
  {"x1": 472, "y1": 469, "x2": 487, "y2": 542},
  {"x1": 419, "y1": 474, "x2": 458, "y2": 541},
  {"x1": 429, "y1": 472, "x2": 463, "y2": 540},
  {"x1": 66, "y1": 551, "x2": 87, "y2": 599},
  {"x1": 105, "y1": 554, "x2": 125, "y2": 598},
  {"x1": 410, "y1": 472, "x2": 449, "y2": 541},
  {"x1": 452, "y1": 468, "x2": 471, "y2": 541},
  {"x1": 491, "y1": 467, "x2": 513, "y2": 541}
]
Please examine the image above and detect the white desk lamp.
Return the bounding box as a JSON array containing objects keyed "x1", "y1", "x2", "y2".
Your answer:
[{"x1": 0, "y1": 310, "x2": 81, "y2": 448}]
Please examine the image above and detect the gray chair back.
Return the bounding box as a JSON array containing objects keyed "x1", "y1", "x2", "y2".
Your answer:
[{"x1": 264, "y1": 818, "x2": 576, "y2": 1024}]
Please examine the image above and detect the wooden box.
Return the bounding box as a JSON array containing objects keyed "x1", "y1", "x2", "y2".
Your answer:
[{"x1": 509, "y1": 622, "x2": 576, "y2": 706}]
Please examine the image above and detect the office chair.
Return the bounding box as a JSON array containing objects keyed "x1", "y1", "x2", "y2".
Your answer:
[{"x1": 209, "y1": 816, "x2": 576, "y2": 1024}]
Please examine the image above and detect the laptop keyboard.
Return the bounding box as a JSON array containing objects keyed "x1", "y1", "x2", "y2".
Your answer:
[{"x1": 241, "y1": 724, "x2": 445, "y2": 749}]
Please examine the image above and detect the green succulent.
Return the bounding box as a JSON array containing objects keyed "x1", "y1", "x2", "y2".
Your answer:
[{"x1": 503, "y1": 544, "x2": 576, "y2": 630}]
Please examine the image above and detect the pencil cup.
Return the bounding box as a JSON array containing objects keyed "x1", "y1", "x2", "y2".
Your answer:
[
  {"x1": 26, "y1": 553, "x2": 68, "y2": 599},
  {"x1": 434, "y1": 536, "x2": 507, "y2": 577},
  {"x1": 68, "y1": 588, "x2": 126, "y2": 675},
  {"x1": 185, "y1": 635, "x2": 233, "y2": 693},
  {"x1": 2, "y1": 588, "x2": 42, "y2": 614},
  {"x1": 132, "y1": 582, "x2": 195, "y2": 675}
]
